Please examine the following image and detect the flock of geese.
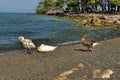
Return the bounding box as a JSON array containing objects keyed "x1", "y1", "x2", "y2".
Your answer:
[
  {"x1": 18, "y1": 35, "x2": 114, "y2": 79},
  {"x1": 18, "y1": 36, "x2": 57, "y2": 54},
  {"x1": 18, "y1": 35, "x2": 101, "y2": 54}
]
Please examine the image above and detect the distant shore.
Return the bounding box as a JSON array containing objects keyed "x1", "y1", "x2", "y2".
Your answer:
[
  {"x1": 0, "y1": 37, "x2": 119, "y2": 80},
  {"x1": 64, "y1": 13, "x2": 120, "y2": 28}
]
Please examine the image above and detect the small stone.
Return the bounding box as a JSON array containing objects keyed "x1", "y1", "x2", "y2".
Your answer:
[
  {"x1": 57, "y1": 76, "x2": 68, "y2": 80},
  {"x1": 59, "y1": 70, "x2": 73, "y2": 77},
  {"x1": 100, "y1": 69, "x2": 114, "y2": 79},
  {"x1": 100, "y1": 73, "x2": 110, "y2": 79},
  {"x1": 77, "y1": 63, "x2": 84, "y2": 68},
  {"x1": 92, "y1": 69, "x2": 101, "y2": 78},
  {"x1": 71, "y1": 67, "x2": 78, "y2": 71},
  {"x1": 50, "y1": 76, "x2": 68, "y2": 80},
  {"x1": 104, "y1": 69, "x2": 114, "y2": 75}
]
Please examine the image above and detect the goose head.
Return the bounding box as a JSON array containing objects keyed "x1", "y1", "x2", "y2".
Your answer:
[
  {"x1": 38, "y1": 44, "x2": 45, "y2": 49},
  {"x1": 40, "y1": 44, "x2": 45, "y2": 48},
  {"x1": 81, "y1": 35, "x2": 87, "y2": 42},
  {"x1": 18, "y1": 36, "x2": 24, "y2": 42}
]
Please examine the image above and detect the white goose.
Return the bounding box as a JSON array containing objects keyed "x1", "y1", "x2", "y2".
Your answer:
[
  {"x1": 18, "y1": 36, "x2": 36, "y2": 54},
  {"x1": 37, "y1": 44, "x2": 57, "y2": 52}
]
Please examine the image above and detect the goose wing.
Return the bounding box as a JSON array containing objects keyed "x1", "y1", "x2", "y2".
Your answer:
[
  {"x1": 82, "y1": 41, "x2": 93, "y2": 47},
  {"x1": 44, "y1": 45, "x2": 57, "y2": 50},
  {"x1": 22, "y1": 39, "x2": 36, "y2": 49},
  {"x1": 38, "y1": 44, "x2": 57, "y2": 52}
]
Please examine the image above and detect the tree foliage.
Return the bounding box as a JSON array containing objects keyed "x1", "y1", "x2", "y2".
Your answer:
[
  {"x1": 36, "y1": 0, "x2": 55, "y2": 14},
  {"x1": 36, "y1": 0, "x2": 120, "y2": 14},
  {"x1": 110, "y1": 0, "x2": 120, "y2": 6}
]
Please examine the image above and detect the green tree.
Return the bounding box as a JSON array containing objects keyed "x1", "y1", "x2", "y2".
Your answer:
[
  {"x1": 110, "y1": 0, "x2": 120, "y2": 6},
  {"x1": 67, "y1": 0, "x2": 79, "y2": 12},
  {"x1": 109, "y1": 0, "x2": 120, "y2": 11},
  {"x1": 36, "y1": 0, "x2": 55, "y2": 14},
  {"x1": 55, "y1": 0, "x2": 65, "y2": 9},
  {"x1": 88, "y1": 0, "x2": 100, "y2": 12},
  {"x1": 36, "y1": 0, "x2": 120, "y2": 14}
]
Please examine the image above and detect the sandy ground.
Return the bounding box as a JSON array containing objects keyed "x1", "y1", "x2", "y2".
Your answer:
[{"x1": 0, "y1": 38, "x2": 120, "y2": 80}]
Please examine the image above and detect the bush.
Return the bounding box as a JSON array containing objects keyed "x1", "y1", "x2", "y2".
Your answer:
[{"x1": 36, "y1": 8, "x2": 47, "y2": 14}]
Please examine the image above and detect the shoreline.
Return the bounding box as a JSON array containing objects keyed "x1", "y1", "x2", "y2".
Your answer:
[
  {"x1": 0, "y1": 37, "x2": 119, "y2": 80},
  {"x1": 0, "y1": 13, "x2": 120, "y2": 53},
  {"x1": 0, "y1": 36, "x2": 118, "y2": 55}
]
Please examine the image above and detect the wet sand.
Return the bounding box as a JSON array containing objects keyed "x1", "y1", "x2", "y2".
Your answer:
[{"x1": 0, "y1": 38, "x2": 120, "y2": 80}]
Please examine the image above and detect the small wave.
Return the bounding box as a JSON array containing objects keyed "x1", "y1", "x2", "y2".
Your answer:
[
  {"x1": 0, "y1": 46, "x2": 21, "y2": 52},
  {"x1": 32, "y1": 38, "x2": 57, "y2": 46},
  {"x1": 0, "y1": 54, "x2": 4, "y2": 56},
  {"x1": 58, "y1": 40, "x2": 81, "y2": 46}
]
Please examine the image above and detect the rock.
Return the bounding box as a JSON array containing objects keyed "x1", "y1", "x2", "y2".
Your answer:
[
  {"x1": 71, "y1": 67, "x2": 79, "y2": 71},
  {"x1": 59, "y1": 70, "x2": 73, "y2": 77},
  {"x1": 52, "y1": 19, "x2": 61, "y2": 22},
  {"x1": 81, "y1": 15, "x2": 120, "y2": 27},
  {"x1": 92, "y1": 69, "x2": 101, "y2": 78},
  {"x1": 114, "y1": 20, "x2": 120, "y2": 25},
  {"x1": 100, "y1": 73, "x2": 110, "y2": 79},
  {"x1": 46, "y1": 10, "x2": 63, "y2": 15},
  {"x1": 92, "y1": 69, "x2": 114, "y2": 79},
  {"x1": 100, "y1": 69, "x2": 114, "y2": 79},
  {"x1": 99, "y1": 16, "x2": 106, "y2": 20},
  {"x1": 77, "y1": 63, "x2": 84, "y2": 68},
  {"x1": 81, "y1": 20, "x2": 88, "y2": 25},
  {"x1": 104, "y1": 20, "x2": 113, "y2": 26},
  {"x1": 50, "y1": 76, "x2": 68, "y2": 80},
  {"x1": 39, "y1": 20, "x2": 47, "y2": 22},
  {"x1": 92, "y1": 19, "x2": 103, "y2": 27}
]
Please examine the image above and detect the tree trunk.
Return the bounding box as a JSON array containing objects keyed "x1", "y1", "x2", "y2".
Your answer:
[
  {"x1": 118, "y1": 6, "x2": 120, "y2": 12},
  {"x1": 77, "y1": 0, "x2": 82, "y2": 13},
  {"x1": 101, "y1": 0, "x2": 106, "y2": 13},
  {"x1": 108, "y1": 2, "x2": 111, "y2": 13}
]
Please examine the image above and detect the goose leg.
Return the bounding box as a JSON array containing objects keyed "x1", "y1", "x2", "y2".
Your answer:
[
  {"x1": 24, "y1": 49, "x2": 27, "y2": 55},
  {"x1": 28, "y1": 49, "x2": 31, "y2": 54},
  {"x1": 36, "y1": 54, "x2": 43, "y2": 58},
  {"x1": 91, "y1": 46, "x2": 94, "y2": 52},
  {"x1": 87, "y1": 47, "x2": 90, "y2": 51}
]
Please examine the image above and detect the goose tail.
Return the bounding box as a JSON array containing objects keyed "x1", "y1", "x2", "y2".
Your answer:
[{"x1": 93, "y1": 43, "x2": 102, "y2": 47}]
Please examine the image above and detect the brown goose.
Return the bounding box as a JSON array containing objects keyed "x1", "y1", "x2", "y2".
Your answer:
[
  {"x1": 18, "y1": 36, "x2": 36, "y2": 54},
  {"x1": 81, "y1": 35, "x2": 100, "y2": 51}
]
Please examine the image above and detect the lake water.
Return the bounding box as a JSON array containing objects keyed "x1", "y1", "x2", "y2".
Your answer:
[{"x1": 0, "y1": 13, "x2": 119, "y2": 52}]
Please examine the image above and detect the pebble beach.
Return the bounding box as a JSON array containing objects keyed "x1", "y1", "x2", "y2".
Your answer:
[{"x1": 0, "y1": 37, "x2": 119, "y2": 80}]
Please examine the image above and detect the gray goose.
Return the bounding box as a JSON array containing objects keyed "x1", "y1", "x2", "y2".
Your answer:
[{"x1": 18, "y1": 36, "x2": 36, "y2": 54}]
